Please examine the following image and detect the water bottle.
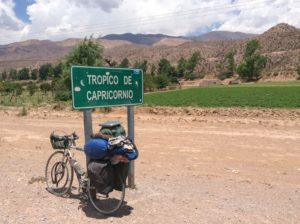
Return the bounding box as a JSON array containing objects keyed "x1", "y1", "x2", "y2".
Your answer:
[{"x1": 70, "y1": 159, "x2": 85, "y2": 176}]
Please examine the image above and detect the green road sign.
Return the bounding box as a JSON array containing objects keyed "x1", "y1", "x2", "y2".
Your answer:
[{"x1": 71, "y1": 66, "x2": 143, "y2": 109}]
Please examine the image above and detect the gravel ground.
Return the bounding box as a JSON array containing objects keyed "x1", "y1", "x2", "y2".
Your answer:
[{"x1": 0, "y1": 107, "x2": 299, "y2": 224}]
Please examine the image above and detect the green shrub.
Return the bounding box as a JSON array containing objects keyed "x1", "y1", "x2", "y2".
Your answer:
[
  {"x1": 154, "y1": 75, "x2": 169, "y2": 89},
  {"x1": 40, "y1": 83, "x2": 51, "y2": 94},
  {"x1": 27, "y1": 82, "x2": 38, "y2": 96},
  {"x1": 54, "y1": 91, "x2": 71, "y2": 101}
]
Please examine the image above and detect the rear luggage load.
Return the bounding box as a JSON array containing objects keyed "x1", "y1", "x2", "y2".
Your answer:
[{"x1": 84, "y1": 120, "x2": 139, "y2": 192}]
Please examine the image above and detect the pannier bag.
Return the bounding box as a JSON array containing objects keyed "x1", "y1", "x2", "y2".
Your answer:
[
  {"x1": 50, "y1": 132, "x2": 69, "y2": 149},
  {"x1": 88, "y1": 160, "x2": 114, "y2": 195},
  {"x1": 84, "y1": 138, "x2": 109, "y2": 159},
  {"x1": 113, "y1": 163, "x2": 129, "y2": 191},
  {"x1": 99, "y1": 120, "x2": 126, "y2": 137}
]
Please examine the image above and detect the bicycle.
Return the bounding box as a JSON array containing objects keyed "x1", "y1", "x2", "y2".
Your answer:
[{"x1": 45, "y1": 131, "x2": 127, "y2": 215}]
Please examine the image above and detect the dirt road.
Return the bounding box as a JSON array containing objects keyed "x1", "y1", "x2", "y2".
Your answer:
[{"x1": 0, "y1": 107, "x2": 299, "y2": 224}]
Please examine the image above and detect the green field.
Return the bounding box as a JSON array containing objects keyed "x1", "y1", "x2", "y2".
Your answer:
[{"x1": 144, "y1": 82, "x2": 300, "y2": 108}]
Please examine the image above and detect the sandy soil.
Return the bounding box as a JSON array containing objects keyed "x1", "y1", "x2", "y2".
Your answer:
[{"x1": 0, "y1": 106, "x2": 299, "y2": 224}]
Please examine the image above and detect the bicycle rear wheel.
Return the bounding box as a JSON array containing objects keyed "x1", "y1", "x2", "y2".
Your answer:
[
  {"x1": 88, "y1": 173, "x2": 125, "y2": 215},
  {"x1": 45, "y1": 151, "x2": 73, "y2": 196}
]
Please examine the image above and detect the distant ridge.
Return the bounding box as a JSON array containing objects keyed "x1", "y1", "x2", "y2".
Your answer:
[
  {"x1": 101, "y1": 31, "x2": 256, "y2": 45},
  {"x1": 194, "y1": 31, "x2": 257, "y2": 41},
  {"x1": 101, "y1": 33, "x2": 181, "y2": 45}
]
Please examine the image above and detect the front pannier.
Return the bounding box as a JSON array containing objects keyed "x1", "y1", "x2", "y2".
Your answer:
[{"x1": 50, "y1": 133, "x2": 69, "y2": 149}]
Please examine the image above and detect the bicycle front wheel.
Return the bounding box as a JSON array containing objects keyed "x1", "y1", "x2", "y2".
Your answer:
[
  {"x1": 88, "y1": 173, "x2": 125, "y2": 215},
  {"x1": 45, "y1": 151, "x2": 73, "y2": 196}
]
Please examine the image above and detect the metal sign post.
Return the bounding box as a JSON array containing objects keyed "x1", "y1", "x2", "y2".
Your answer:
[
  {"x1": 83, "y1": 109, "x2": 93, "y2": 166},
  {"x1": 71, "y1": 66, "x2": 143, "y2": 189},
  {"x1": 127, "y1": 106, "x2": 135, "y2": 188}
]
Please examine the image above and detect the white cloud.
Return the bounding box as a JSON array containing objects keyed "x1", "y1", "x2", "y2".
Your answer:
[
  {"x1": 72, "y1": 0, "x2": 123, "y2": 12},
  {"x1": 0, "y1": 0, "x2": 299, "y2": 44},
  {"x1": 217, "y1": 0, "x2": 300, "y2": 33},
  {"x1": 0, "y1": 0, "x2": 25, "y2": 44}
]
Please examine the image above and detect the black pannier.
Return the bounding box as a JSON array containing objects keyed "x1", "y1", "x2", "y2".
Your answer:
[
  {"x1": 113, "y1": 162, "x2": 129, "y2": 191},
  {"x1": 88, "y1": 160, "x2": 114, "y2": 195}
]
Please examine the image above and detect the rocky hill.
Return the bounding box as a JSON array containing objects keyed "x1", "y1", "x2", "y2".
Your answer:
[
  {"x1": 104, "y1": 23, "x2": 300, "y2": 79},
  {"x1": 0, "y1": 23, "x2": 299, "y2": 79}
]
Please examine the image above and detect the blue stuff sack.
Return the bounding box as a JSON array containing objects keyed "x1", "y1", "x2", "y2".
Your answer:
[
  {"x1": 113, "y1": 147, "x2": 138, "y2": 161},
  {"x1": 84, "y1": 138, "x2": 109, "y2": 159}
]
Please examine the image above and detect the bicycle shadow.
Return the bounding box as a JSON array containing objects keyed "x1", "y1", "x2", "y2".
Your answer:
[{"x1": 67, "y1": 191, "x2": 133, "y2": 219}]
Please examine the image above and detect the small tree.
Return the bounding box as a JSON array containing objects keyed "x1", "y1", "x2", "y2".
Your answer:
[
  {"x1": 1, "y1": 70, "x2": 7, "y2": 80},
  {"x1": 154, "y1": 75, "x2": 169, "y2": 89},
  {"x1": 225, "y1": 50, "x2": 236, "y2": 76},
  {"x1": 9, "y1": 69, "x2": 17, "y2": 80},
  {"x1": 186, "y1": 52, "x2": 201, "y2": 72},
  {"x1": 144, "y1": 74, "x2": 156, "y2": 91},
  {"x1": 177, "y1": 57, "x2": 187, "y2": 78},
  {"x1": 39, "y1": 63, "x2": 53, "y2": 80},
  {"x1": 119, "y1": 58, "x2": 129, "y2": 68},
  {"x1": 150, "y1": 64, "x2": 156, "y2": 76},
  {"x1": 53, "y1": 63, "x2": 63, "y2": 78},
  {"x1": 31, "y1": 69, "x2": 38, "y2": 80},
  {"x1": 66, "y1": 37, "x2": 103, "y2": 66},
  {"x1": 237, "y1": 40, "x2": 267, "y2": 81},
  {"x1": 217, "y1": 50, "x2": 236, "y2": 80},
  {"x1": 18, "y1": 68, "x2": 30, "y2": 80},
  {"x1": 185, "y1": 52, "x2": 201, "y2": 80},
  {"x1": 158, "y1": 58, "x2": 172, "y2": 76},
  {"x1": 296, "y1": 54, "x2": 300, "y2": 79}
]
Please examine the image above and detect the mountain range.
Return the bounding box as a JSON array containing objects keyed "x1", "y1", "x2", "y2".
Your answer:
[
  {"x1": 0, "y1": 23, "x2": 299, "y2": 79},
  {"x1": 101, "y1": 31, "x2": 256, "y2": 45}
]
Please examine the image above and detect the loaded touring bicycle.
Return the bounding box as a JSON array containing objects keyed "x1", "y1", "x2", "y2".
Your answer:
[{"x1": 45, "y1": 121, "x2": 138, "y2": 215}]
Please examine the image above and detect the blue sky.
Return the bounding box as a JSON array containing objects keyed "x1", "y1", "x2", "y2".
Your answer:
[
  {"x1": 0, "y1": 0, "x2": 300, "y2": 44},
  {"x1": 13, "y1": 0, "x2": 35, "y2": 23}
]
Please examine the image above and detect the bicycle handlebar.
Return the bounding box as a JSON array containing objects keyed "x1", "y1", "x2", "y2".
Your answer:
[
  {"x1": 63, "y1": 132, "x2": 79, "y2": 141},
  {"x1": 72, "y1": 132, "x2": 79, "y2": 140}
]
